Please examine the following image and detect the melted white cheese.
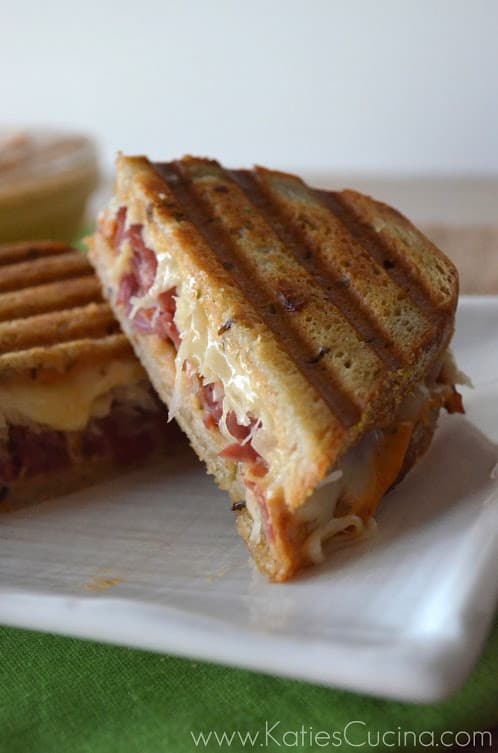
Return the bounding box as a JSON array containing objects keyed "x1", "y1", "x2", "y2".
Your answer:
[
  {"x1": 305, "y1": 514, "x2": 368, "y2": 563},
  {"x1": 127, "y1": 231, "x2": 277, "y2": 469},
  {"x1": 0, "y1": 360, "x2": 147, "y2": 432},
  {"x1": 441, "y1": 349, "x2": 473, "y2": 387},
  {"x1": 295, "y1": 373, "x2": 454, "y2": 564}
]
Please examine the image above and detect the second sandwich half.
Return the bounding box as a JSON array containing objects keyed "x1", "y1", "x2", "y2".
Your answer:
[
  {"x1": 0, "y1": 240, "x2": 179, "y2": 510},
  {"x1": 89, "y1": 155, "x2": 466, "y2": 581}
]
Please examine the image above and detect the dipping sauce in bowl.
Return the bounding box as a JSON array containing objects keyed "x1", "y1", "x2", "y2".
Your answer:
[{"x1": 0, "y1": 130, "x2": 98, "y2": 243}]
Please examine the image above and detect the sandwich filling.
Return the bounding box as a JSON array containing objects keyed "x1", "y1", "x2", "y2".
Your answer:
[
  {"x1": 99, "y1": 205, "x2": 465, "y2": 565},
  {"x1": 0, "y1": 376, "x2": 169, "y2": 489}
]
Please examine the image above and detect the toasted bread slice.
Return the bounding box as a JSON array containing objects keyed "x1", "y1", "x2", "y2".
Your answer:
[
  {"x1": 0, "y1": 240, "x2": 179, "y2": 509},
  {"x1": 89, "y1": 155, "x2": 463, "y2": 580}
]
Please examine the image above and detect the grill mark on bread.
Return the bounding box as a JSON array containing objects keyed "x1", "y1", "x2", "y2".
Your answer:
[
  {"x1": 153, "y1": 160, "x2": 362, "y2": 428},
  {"x1": 0, "y1": 241, "x2": 70, "y2": 268},
  {"x1": 337, "y1": 190, "x2": 458, "y2": 312},
  {"x1": 174, "y1": 159, "x2": 389, "y2": 415},
  {"x1": 0, "y1": 251, "x2": 93, "y2": 294},
  {"x1": 0, "y1": 333, "x2": 134, "y2": 381},
  {"x1": 0, "y1": 243, "x2": 143, "y2": 420},
  {"x1": 231, "y1": 169, "x2": 402, "y2": 371},
  {"x1": 252, "y1": 168, "x2": 438, "y2": 362},
  {"x1": 0, "y1": 303, "x2": 117, "y2": 354},
  {"x1": 316, "y1": 190, "x2": 442, "y2": 326},
  {"x1": 0, "y1": 276, "x2": 102, "y2": 322}
]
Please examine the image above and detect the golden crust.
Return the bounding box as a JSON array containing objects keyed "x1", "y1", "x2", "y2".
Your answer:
[
  {"x1": 0, "y1": 250, "x2": 93, "y2": 294},
  {"x1": 0, "y1": 302, "x2": 117, "y2": 355},
  {"x1": 0, "y1": 275, "x2": 103, "y2": 322},
  {"x1": 339, "y1": 189, "x2": 459, "y2": 313},
  {"x1": 0, "y1": 241, "x2": 136, "y2": 381},
  {"x1": 0, "y1": 240, "x2": 70, "y2": 266},
  {"x1": 0, "y1": 333, "x2": 136, "y2": 383},
  {"x1": 0, "y1": 243, "x2": 141, "y2": 387}
]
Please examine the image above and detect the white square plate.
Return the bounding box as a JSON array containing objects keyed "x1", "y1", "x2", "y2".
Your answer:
[{"x1": 0, "y1": 297, "x2": 497, "y2": 702}]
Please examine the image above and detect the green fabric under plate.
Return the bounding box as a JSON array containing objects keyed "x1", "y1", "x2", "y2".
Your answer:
[{"x1": 0, "y1": 621, "x2": 496, "y2": 753}]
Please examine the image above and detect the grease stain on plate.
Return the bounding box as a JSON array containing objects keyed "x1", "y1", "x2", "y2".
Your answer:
[{"x1": 84, "y1": 575, "x2": 123, "y2": 592}]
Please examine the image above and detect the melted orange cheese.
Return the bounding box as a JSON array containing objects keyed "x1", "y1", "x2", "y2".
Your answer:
[{"x1": 344, "y1": 421, "x2": 414, "y2": 519}]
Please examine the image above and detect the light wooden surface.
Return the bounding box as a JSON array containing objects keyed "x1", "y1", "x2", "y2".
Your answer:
[{"x1": 423, "y1": 224, "x2": 498, "y2": 295}]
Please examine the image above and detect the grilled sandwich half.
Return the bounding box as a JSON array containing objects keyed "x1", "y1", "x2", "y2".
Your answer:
[
  {"x1": 89, "y1": 155, "x2": 466, "y2": 581},
  {"x1": 0, "y1": 240, "x2": 178, "y2": 510}
]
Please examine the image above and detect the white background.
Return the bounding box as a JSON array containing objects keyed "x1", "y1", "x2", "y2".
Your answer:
[{"x1": 2, "y1": 0, "x2": 498, "y2": 174}]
